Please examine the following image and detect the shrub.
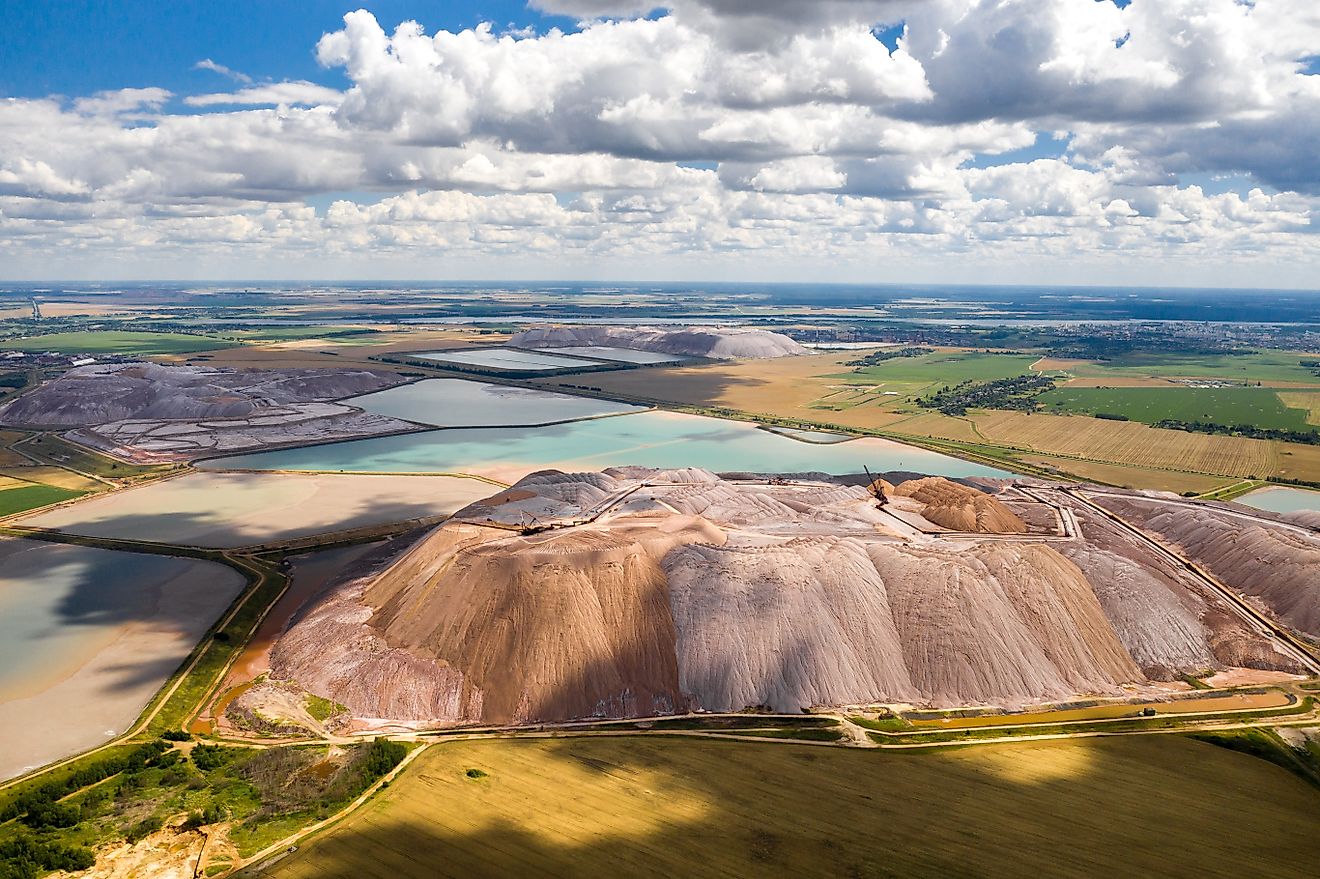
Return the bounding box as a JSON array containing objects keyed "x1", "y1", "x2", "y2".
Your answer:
[
  {"x1": 182, "y1": 804, "x2": 226, "y2": 829},
  {"x1": 19, "y1": 800, "x2": 80, "y2": 829},
  {"x1": 126, "y1": 815, "x2": 162, "y2": 843},
  {"x1": 465, "y1": 768, "x2": 488, "y2": 779},
  {"x1": 154, "y1": 750, "x2": 182, "y2": 769},
  {"x1": 161, "y1": 729, "x2": 192, "y2": 742},
  {"x1": 192, "y1": 744, "x2": 236, "y2": 772}
]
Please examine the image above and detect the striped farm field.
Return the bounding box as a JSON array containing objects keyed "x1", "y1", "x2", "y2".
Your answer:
[
  {"x1": 886, "y1": 411, "x2": 985, "y2": 443},
  {"x1": 1016, "y1": 456, "x2": 1233, "y2": 494},
  {"x1": 970, "y1": 411, "x2": 1280, "y2": 478}
]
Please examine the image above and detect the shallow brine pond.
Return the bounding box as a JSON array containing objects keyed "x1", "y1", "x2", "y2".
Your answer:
[
  {"x1": 1236, "y1": 485, "x2": 1320, "y2": 514},
  {"x1": 411, "y1": 348, "x2": 598, "y2": 371},
  {"x1": 0, "y1": 539, "x2": 244, "y2": 780},
  {"x1": 22, "y1": 472, "x2": 494, "y2": 548},
  {"x1": 200, "y1": 410, "x2": 1013, "y2": 482},
  {"x1": 537, "y1": 345, "x2": 685, "y2": 364}
]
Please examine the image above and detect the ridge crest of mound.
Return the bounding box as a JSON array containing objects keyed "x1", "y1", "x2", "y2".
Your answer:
[
  {"x1": 895, "y1": 477, "x2": 1027, "y2": 533},
  {"x1": 506, "y1": 325, "x2": 807, "y2": 360}
]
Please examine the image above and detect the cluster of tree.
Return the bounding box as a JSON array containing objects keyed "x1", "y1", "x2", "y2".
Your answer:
[
  {"x1": 1153, "y1": 420, "x2": 1320, "y2": 445},
  {"x1": 234, "y1": 738, "x2": 407, "y2": 822},
  {"x1": 1045, "y1": 337, "x2": 1254, "y2": 361},
  {"x1": 0, "y1": 737, "x2": 410, "y2": 878},
  {"x1": 1301, "y1": 359, "x2": 1320, "y2": 377},
  {"x1": 0, "y1": 741, "x2": 181, "y2": 878},
  {"x1": 0, "y1": 835, "x2": 94, "y2": 879},
  {"x1": 844, "y1": 346, "x2": 933, "y2": 367},
  {"x1": 1, "y1": 740, "x2": 169, "y2": 824},
  {"x1": 190, "y1": 743, "x2": 236, "y2": 772},
  {"x1": 918, "y1": 375, "x2": 1057, "y2": 416}
]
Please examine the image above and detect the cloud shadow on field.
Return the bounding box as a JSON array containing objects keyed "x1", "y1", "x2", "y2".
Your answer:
[{"x1": 250, "y1": 727, "x2": 1320, "y2": 879}]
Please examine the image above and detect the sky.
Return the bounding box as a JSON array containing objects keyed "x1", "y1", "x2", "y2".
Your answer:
[{"x1": 1, "y1": 0, "x2": 1318, "y2": 286}]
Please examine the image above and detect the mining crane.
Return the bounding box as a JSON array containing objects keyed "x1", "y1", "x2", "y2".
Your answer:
[{"x1": 863, "y1": 465, "x2": 888, "y2": 508}]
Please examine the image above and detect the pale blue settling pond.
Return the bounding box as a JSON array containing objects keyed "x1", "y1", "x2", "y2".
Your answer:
[
  {"x1": 412, "y1": 348, "x2": 597, "y2": 371},
  {"x1": 352, "y1": 378, "x2": 646, "y2": 427},
  {"x1": 201, "y1": 410, "x2": 1013, "y2": 479},
  {"x1": 1237, "y1": 486, "x2": 1320, "y2": 515},
  {"x1": 540, "y1": 345, "x2": 685, "y2": 364}
]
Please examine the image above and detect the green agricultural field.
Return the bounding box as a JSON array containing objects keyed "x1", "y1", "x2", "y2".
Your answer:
[
  {"x1": 1040, "y1": 386, "x2": 1317, "y2": 430},
  {"x1": 1066, "y1": 350, "x2": 1320, "y2": 385},
  {"x1": 1, "y1": 331, "x2": 238, "y2": 355},
  {"x1": 220, "y1": 327, "x2": 381, "y2": 343},
  {"x1": 833, "y1": 351, "x2": 1040, "y2": 394},
  {"x1": 260, "y1": 736, "x2": 1320, "y2": 879},
  {"x1": 0, "y1": 483, "x2": 83, "y2": 516}
]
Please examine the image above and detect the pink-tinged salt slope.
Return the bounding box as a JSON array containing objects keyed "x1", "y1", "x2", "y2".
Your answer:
[
  {"x1": 1094, "y1": 494, "x2": 1320, "y2": 637},
  {"x1": 267, "y1": 470, "x2": 1300, "y2": 728}
]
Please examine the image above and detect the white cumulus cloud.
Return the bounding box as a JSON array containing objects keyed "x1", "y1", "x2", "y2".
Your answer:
[{"x1": 0, "y1": 0, "x2": 1316, "y2": 283}]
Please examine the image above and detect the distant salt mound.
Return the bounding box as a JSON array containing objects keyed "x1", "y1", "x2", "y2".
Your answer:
[
  {"x1": 0, "y1": 362, "x2": 402, "y2": 427},
  {"x1": 273, "y1": 469, "x2": 1161, "y2": 726},
  {"x1": 507, "y1": 325, "x2": 807, "y2": 360},
  {"x1": 894, "y1": 477, "x2": 1027, "y2": 534},
  {"x1": 1097, "y1": 496, "x2": 1320, "y2": 638}
]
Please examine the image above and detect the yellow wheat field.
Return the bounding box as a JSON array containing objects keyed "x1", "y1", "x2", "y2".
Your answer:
[
  {"x1": 971, "y1": 412, "x2": 1280, "y2": 478},
  {"x1": 886, "y1": 412, "x2": 985, "y2": 443}
]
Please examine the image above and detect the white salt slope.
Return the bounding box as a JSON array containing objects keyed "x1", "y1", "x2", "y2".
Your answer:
[
  {"x1": 272, "y1": 469, "x2": 1169, "y2": 725},
  {"x1": 507, "y1": 325, "x2": 808, "y2": 360},
  {"x1": 1098, "y1": 496, "x2": 1320, "y2": 637},
  {"x1": 665, "y1": 535, "x2": 917, "y2": 710},
  {"x1": 1061, "y1": 542, "x2": 1217, "y2": 676}
]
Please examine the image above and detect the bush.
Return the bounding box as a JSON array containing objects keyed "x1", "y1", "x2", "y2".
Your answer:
[
  {"x1": 154, "y1": 750, "x2": 182, "y2": 769},
  {"x1": 161, "y1": 729, "x2": 192, "y2": 742},
  {"x1": 125, "y1": 815, "x2": 162, "y2": 843},
  {"x1": 182, "y1": 804, "x2": 226, "y2": 829},
  {"x1": 19, "y1": 800, "x2": 80, "y2": 829},
  {"x1": 125, "y1": 740, "x2": 169, "y2": 772},
  {"x1": 192, "y1": 744, "x2": 236, "y2": 772},
  {"x1": 465, "y1": 768, "x2": 487, "y2": 779}
]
